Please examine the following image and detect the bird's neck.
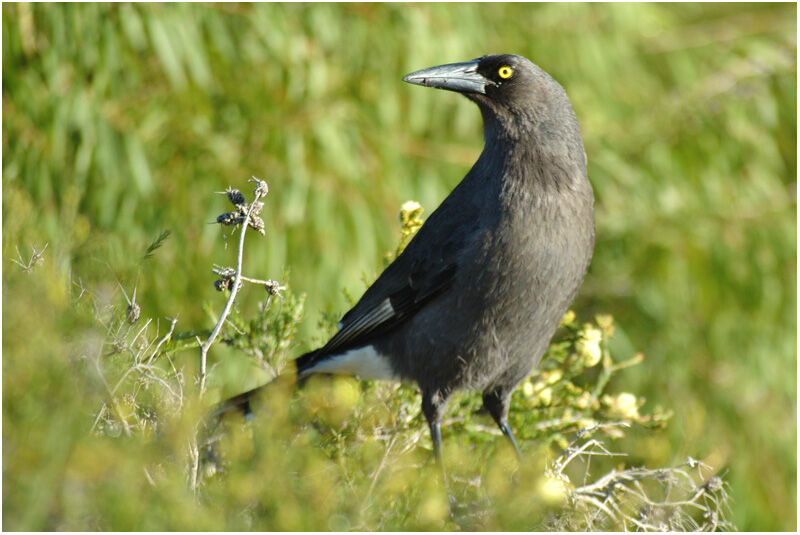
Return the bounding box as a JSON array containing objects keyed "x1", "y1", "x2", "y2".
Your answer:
[
  {"x1": 481, "y1": 135, "x2": 587, "y2": 193},
  {"x1": 480, "y1": 109, "x2": 588, "y2": 195}
]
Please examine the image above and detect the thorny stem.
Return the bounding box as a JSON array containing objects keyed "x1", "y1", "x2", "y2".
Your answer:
[
  {"x1": 364, "y1": 435, "x2": 397, "y2": 508},
  {"x1": 225, "y1": 273, "x2": 282, "y2": 288},
  {"x1": 549, "y1": 427, "x2": 732, "y2": 531},
  {"x1": 189, "y1": 441, "x2": 200, "y2": 495},
  {"x1": 91, "y1": 320, "x2": 134, "y2": 437},
  {"x1": 199, "y1": 181, "x2": 267, "y2": 394},
  {"x1": 146, "y1": 316, "x2": 179, "y2": 366},
  {"x1": 11, "y1": 242, "x2": 48, "y2": 272},
  {"x1": 191, "y1": 179, "x2": 269, "y2": 496}
]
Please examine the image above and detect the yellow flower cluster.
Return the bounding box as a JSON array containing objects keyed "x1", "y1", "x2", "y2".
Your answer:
[
  {"x1": 594, "y1": 313, "x2": 615, "y2": 336},
  {"x1": 396, "y1": 201, "x2": 425, "y2": 254},
  {"x1": 576, "y1": 324, "x2": 603, "y2": 367},
  {"x1": 521, "y1": 369, "x2": 563, "y2": 406},
  {"x1": 536, "y1": 472, "x2": 570, "y2": 505},
  {"x1": 399, "y1": 201, "x2": 424, "y2": 235},
  {"x1": 603, "y1": 392, "x2": 641, "y2": 420}
]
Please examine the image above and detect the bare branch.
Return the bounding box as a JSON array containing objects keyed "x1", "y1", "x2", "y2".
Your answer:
[{"x1": 199, "y1": 178, "x2": 269, "y2": 393}]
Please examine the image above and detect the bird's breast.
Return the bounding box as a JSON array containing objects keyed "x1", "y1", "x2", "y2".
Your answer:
[{"x1": 471, "y1": 180, "x2": 594, "y2": 334}]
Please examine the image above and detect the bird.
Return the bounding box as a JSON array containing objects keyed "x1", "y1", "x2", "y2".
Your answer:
[{"x1": 215, "y1": 54, "x2": 594, "y2": 469}]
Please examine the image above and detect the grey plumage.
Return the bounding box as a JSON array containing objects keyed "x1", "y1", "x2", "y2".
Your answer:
[{"x1": 217, "y1": 54, "x2": 594, "y2": 464}]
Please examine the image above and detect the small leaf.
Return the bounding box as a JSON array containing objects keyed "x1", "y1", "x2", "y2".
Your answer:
[{"x1": 142, "y1": 229, "x2": 171, "y2": 261}]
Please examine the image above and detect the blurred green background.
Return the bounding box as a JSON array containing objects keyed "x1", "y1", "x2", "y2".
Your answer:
[{"x1": 3, "y1": 2, "x2": 796, "y2": 530}]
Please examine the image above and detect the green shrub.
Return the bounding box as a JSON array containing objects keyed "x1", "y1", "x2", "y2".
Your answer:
[{"x1": 4, "y1": 182, "x2": 730, "y2": 530}]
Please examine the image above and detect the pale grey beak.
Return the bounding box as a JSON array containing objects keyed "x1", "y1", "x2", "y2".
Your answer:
[{"x1": 403, "y1": 59, "x2": 493, "y2": 95}]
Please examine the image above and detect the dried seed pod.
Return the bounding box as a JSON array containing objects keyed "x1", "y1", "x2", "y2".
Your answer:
[
  {"x1": 217, "y1": 212, "x2": 244, "y2": 226},
  {"x1": 214, "y1": 266, "x2": 236, "y2": 279},
  {"x1": 214, "y1": 278, "x2": 232, "y2": 292},
  {"x1": 251, "y1": 178, "x2": 269, "y2": 198},
  {"x1": 126, "y1": 302, "x2": 141, "y2": 324},
  {"x1": 703, "y1": 476, "x2": 723, "y2": 492},
  {"x1": 264, "y1": 279, "x2": 286, "y2": 297},
  {"x1": 248, "y1": 215, "x2": 266, "y2": 235},
  {"x1": 112, "y1": 337, "x2": 127, "y2": 354},
  {"x1": 226, "y1": 188, "x2": 246, "y2": 207}
]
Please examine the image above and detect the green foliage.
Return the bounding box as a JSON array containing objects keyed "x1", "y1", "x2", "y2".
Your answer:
[
  {"x1": 4, "y1": 223, "x2": 729, "y2": 529},
  {"x1": 2, "y1": 176, "x2": 731, "y2": 530},
  {"x1": 2, "y1": 2, "x2": 795, "y2": 531},
  {"x1": 219, "y1": 279, "x2": 305, "y2": 377}
]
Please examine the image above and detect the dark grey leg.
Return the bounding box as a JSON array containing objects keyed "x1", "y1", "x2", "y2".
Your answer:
[
  {"x1": 483, "y1": 389, "x2": 523, "y2": 459},
  {"x1": 498, "y1": 419, "x2": 523, "y2": 459},
  {"x1": 422, "y1": 389, "x2": 450, "y2": 482},
  {"x1": 429, "y1": 420, "x2": 443, "y2": 463}
]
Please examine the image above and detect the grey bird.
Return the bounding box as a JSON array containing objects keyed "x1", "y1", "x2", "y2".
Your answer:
[{"x1": 216, "y1": 54, "x2": 594, "y2": 466}]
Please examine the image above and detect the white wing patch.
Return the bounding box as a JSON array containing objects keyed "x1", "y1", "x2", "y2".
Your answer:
[{"x1": 307, "y1": 345, "x2": 398, "y2": 380}]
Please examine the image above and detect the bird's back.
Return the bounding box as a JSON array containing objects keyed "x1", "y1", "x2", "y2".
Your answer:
[{"x1": 372, "y1": 123, "x2": 594, "y2": 394}]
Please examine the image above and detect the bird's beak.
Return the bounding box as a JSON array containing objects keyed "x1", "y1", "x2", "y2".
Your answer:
[{"x1": 403, "y1": 59, "x2": 493, "y2": 95}]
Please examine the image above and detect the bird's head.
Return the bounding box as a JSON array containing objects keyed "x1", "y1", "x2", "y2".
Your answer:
[{"x1": 404, "y1": 54, "x2": 575, "y2": 140}]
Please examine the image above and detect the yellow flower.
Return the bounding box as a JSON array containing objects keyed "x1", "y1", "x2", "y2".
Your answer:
[
  {"x1": 396, "y1": 201, "x2": 424, "y2": 254},
  {"x1": 333, "y1": 376, "x2": 360, "y2": 409},
  {"x1": 595, "y1": 314, "x2": 615, "y2": 336},
  {"x1": 576, "y1": 324, "x2": 603, "y2": 367},
  {"x1": 574, "y1": 391, "x2": 593, "y2": 409},
  {"x1": 537, "y1": 474, "x2": 569, "y2": 505},
  {"x1": 538, "y1": 387, "x2": 552, "y2": 406},
  {"x1": 542, "y1": 369, "x2": 563, "y2": 384},
  {"x1": 522, "y1": 380, "x2": 535, "y2": 398},
  {"x1": 398, "y1": 200, "x2": 424, "y2": 233},
  {"x1": 561, "y1": 310, "x2": 576, "y2": 326},
  {"x1": 609, "y1": 392, "x2": 640, "y2": 419}
]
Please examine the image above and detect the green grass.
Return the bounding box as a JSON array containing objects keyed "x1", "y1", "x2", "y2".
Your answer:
[{"x1": 3, "y1": 3, "x2": 796, "y2": 530}]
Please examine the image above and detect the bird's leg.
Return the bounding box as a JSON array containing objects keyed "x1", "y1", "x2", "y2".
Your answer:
[
  {"x1": 429, "y1": 420, "x2": 445, "y2": 478},
  {"x1": 497, "y1": 419, "x2": 522, "y2": 459},
  {"x1": 422, "y1": 389, "x2": 450, "y2": 484},
  {"x1": 482, "y1": 389, "x2": 522, "y2": 460}
]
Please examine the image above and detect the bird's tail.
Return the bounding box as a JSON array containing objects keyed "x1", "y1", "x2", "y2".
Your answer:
[
  {"x1": 211, "y1": 349, "x2": 320, "y2": 419},
  {"x1": 294, "y1": 348, "x2": 323, "y2": 376}
]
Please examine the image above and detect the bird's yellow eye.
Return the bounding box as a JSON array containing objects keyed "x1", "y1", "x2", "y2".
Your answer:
[{"x1": 498, "y1": 66, "x2": 513, "y2": 79}]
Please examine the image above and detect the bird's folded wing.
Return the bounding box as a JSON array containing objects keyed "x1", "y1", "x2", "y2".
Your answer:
[
  {"x1": 298, "y1": 188, "x2": 480, "y2": 371},
  {"x1": 318, "y1": 257, "x2": 458, "y2": 357}
]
